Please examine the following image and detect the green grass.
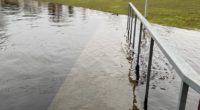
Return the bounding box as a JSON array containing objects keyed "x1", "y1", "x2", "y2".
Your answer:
[{"x1": 42, "y1": 0, "x2": 200, "y2": 29}]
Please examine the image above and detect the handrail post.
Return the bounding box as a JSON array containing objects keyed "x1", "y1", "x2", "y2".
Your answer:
[
  {"x1": 127, "y1": 5, "x2": 130, "y2": 31},
  {"x1": 144, "y1": 38, "x2": 154, "y2": 110},
  {"x1": 129, "y1": 10, "x2": 134, "y2": 47},
  {"x1": 135, "y1": 22, "x2": 143, "y2": 80},
  {"x1": 177, "y1": 81, "x2": 189, "y2": 110},
  {"x1": 132, "y1": 15, "x2": 137, "y2": 50},
  {"x1": 127, "y1": 5, "x2": 130, "y2": 43}
]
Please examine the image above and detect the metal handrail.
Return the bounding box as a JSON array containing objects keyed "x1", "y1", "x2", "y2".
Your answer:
[{"x1": 127, "y1": 2, "x2": 200, "y2": 110}]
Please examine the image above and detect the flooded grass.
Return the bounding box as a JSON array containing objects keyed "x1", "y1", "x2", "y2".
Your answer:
[{"x1": 41, "y1": 0, "x2": 200, "y2": 29}]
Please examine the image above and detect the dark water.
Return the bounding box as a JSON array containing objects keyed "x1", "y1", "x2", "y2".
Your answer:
[{"x1": 0, "y1": 0, "x2": 124, "y2": 110}]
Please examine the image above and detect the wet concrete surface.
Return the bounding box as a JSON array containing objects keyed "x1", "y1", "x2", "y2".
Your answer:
[
  {"x1": 0, "y1": 0, "x2": 134, "y2": 109},
  {"x1": 0, "y1": 0, "x2": 138, "y2": 110},
  {"x1": 0, "y1": 0, "x2": 200, "y2": 110},
  {"x1": 48, "y1": 15, "x2": 136, "y2": 110},
  {"x1": 127, "y1": 22, "x2": 200, "y2": 110}
]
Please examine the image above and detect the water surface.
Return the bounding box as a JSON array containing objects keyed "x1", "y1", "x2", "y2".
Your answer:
[
  {"x1": 128, "y1": 22, "x2": 200, "y2": 110},
  {"x1": 0, "y1": 0, "x2": 200, "y2": 110},
  {"x1": 0, "y1": 0, "x2": 126, "y2": 110}
]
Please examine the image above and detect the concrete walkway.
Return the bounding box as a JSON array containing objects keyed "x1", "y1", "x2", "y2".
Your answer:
[{"x1": 48, "y1": 16, "x2": 137, "y2": 110}]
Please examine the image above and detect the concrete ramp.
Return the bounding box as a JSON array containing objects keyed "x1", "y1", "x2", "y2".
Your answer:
[{"x1": 48, "y1": 15, "x2": 135, "y2": 110}]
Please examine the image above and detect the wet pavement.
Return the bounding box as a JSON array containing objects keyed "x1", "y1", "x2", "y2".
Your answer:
[
  {"x1": 0, "y1": 0, "x2": 136, "y2": 110},
  {"x1": 0, "y1": 0, "x2": 200, "y2": 110},
  {"x1": 128, "y1": 23, "x2": 200, "y2": 110},
  {"x1": 48, "y1": 15, "x2": 136, "y2": 110}
]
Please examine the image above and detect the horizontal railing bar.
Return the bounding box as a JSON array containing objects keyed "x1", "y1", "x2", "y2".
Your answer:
[{"x1": 129, "y1": 2, "x2": 200, "y2": 93}]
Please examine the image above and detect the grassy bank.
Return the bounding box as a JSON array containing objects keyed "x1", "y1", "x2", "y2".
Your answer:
[{"x1": 43, "y1": 0, "x2": 200, "y2": 29}]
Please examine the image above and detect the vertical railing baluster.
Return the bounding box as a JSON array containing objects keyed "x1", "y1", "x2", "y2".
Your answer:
[
  {"x1": 127, "y1": 6, "x2": 130, "y2": 43},
  {"x1": 135, "y1": 22, "x2": 143, "y2": 80},
  {"x1": 127, "y1": 5, "x2": 130, "y2": 31},
  {"x1": 128, "y1": 10, "x2": 132, "y2": 45},
  {"x1": 128, "y1": 6, "x2": 131, "y2": 44},
  {"x1": 129, "y1": 10, "x2": 134, "y2": 47},
  {"x1": 144, "y1": 38, "x2": 154, "y2": 110},
  {"x1": 177, "y1": 81, "x2": 189, "y2": 110},
  {"x1": 132, "y1": 15, "x2": 137, "y2": 51}
]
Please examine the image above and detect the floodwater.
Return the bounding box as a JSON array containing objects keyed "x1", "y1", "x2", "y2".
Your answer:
[
  {"x1": 127, "y1": 22, "x2": 200, "y2": 110},
  {"x1": 0, "y1": 0, "x2": 131, "y2": 110},
  {"x1": 0, "y1": 0, "x2": 200, "y2": 110}
]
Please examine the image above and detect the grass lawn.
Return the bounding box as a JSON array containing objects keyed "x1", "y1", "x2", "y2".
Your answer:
[{"x1": 42, "y1": 0, "x2": 200, "y2": 29}]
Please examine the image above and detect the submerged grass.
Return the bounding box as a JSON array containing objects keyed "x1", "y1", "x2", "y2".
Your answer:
[{"x1": 42, "y1": 0, "x2": 200, "y2": 29}]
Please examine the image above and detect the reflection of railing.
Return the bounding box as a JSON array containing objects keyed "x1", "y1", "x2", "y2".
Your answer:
[{"x1": 126, "y1": 2, "x2": 200, "y2": 110}]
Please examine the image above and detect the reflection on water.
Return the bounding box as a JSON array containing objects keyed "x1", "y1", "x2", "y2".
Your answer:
[
  {"x1": 48, "y1": 3, "x2": 64, "y2": 23},
  {"x1": 0, "y1": 0, "x2": 42, "y2": 15},
  {"x1": 0, "y1": 0, "x2": 75, "y2": 23},
  {"x1": 48, "y1": 4, "x2": 75, "y2": 23},
  {"x1": 0, "y1": 13, "x2": 6, "y2": 29},
  {"x1": 23, "y1": 0, "x2": 42, "y2": 15},
  {"x1": 81, "y1": 8, "x2": 87, "y2": 20},
  {"x1": 68, "y1": 6, "x2": 73, "y2": 17},
  {"x1": 0, "y1": 0, "x2": 21, "y2": 15},
  {"x1": 0, "y1": 0, "x2": 128, "y2": 110},
  {"x1": 0, "y1": 0, "x2": 20, "y2": 8}
]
